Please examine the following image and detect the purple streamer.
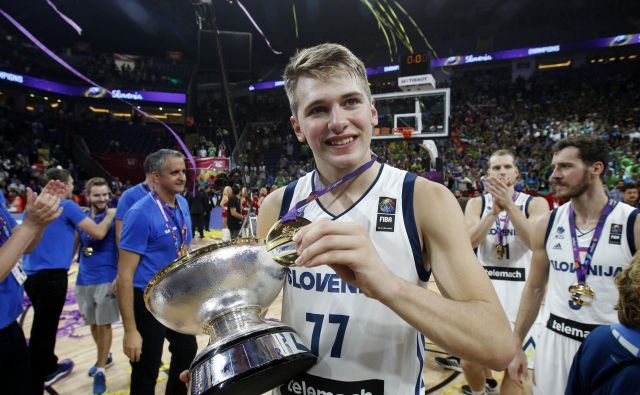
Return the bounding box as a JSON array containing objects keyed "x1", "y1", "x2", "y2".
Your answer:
[
  {"x1": 236, "y1": 0, "x2": 282, "y2": 55},
  {"x1": 0, "y1": 7, "x2": 197, "y2": 188},
  {"x1": 46, "y1": 0, "x2": 82, "y2": 35}
]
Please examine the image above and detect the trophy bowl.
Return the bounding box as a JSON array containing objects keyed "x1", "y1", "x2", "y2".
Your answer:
[{"x1": 144, "y1": 238, "x2": 316, "y2": 395}]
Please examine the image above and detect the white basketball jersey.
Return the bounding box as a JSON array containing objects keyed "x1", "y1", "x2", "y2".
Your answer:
[
  {"x1": 275, "y1": 165, "x2": 428, "y2": 395},
  {"x1": 543, "y1": 201, "x2": 638, "y2": 337},
  {"x1": 477, "y1": 193, "x2": 533, "y2": 322}
]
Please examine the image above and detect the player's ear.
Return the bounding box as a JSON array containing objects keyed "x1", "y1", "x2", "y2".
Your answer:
[{"x1": 291, "y1": 116, "x2": 306, "y2": 143}]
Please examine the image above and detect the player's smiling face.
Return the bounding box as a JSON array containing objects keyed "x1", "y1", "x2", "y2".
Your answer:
[{"x1": 290, "y1": 71, "x2": 378, "y2": 178}]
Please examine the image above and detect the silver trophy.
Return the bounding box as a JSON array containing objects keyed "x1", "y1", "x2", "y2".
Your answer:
[{"x1": 144, "y1": 238, "x2": 316, "y2": 395}]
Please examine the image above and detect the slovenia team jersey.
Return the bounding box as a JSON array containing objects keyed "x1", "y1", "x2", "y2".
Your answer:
[
  {"x1": 476, "y1": 192, "x2": 533, "y2": 322},
  {"x1": 276, "y1": 164, "x2": 429, "y2": 395},
  {"x1": 543, "y1": 201, "x2": 638, "y2": 340}
]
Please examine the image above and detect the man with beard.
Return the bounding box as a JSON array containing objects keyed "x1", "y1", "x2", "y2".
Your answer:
[
  {"x1": 117, "y1": 149, "x2": 196, "y2": 395},
  {"x1": 457, "y1": 150, "x2": 548, "y2": 395},
  {"x1": 621, "y1": 182, "x2": 638, "y2": 208},
  {"x1": 506, "y1": 136, "x2": 640, "y2": 394},
  {"x1": 75, "y1": 178, "x2": 119, "y2": 394}
]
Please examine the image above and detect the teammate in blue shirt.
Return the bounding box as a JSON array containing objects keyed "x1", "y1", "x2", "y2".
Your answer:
[
  {"x1": 75, "y1": 177, "x2": 120, "y2": 395},
  {"x1": 0, "y1": 180, "x2": 65, "y2": 395},
  {"x1": 118, "y1": 149, "x2": 196, "y2": 395},
  {"x1": 566, "y1": 253, "x2": 640, "y2": 394},
  {"x1": 115, "y1": 156, "x2": 155, "y2": 243},
  {"x1": 22, "y1": 168, "x2": 116, "y2": 392}
]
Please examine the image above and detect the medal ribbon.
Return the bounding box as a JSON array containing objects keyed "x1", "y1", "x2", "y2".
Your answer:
[
  {"x1": 151, "y1": 192, "x2": 187, "y2": 257},
  {"x1": 568, "y1": 199, "x2": 616, "y2": 284},
  {"x1": 281, "y1": 153, "x2": 378, "y2": 223},
  {"x1": 494, "y1": 193, "x2": 519, "y2": 247}
]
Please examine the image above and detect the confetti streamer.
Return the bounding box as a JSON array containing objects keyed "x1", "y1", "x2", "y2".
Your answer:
[
  {"x1": 236, "y1": 0, "x2": 282, "y2": 54},
  {"x1": 0, "y1": 7, "x2": 197, "y2": 187},
  {"x1": 46, "y1": 0, "x2": 82, "y2": 35}
]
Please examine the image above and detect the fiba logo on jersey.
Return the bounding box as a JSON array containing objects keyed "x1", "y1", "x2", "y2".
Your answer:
[{"x1": 376, "y1": 197, "x2": 396, "y2": 232}]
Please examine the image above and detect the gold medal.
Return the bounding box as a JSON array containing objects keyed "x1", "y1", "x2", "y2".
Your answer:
[
  {"x1": 265, "y1": 217, "x2": 311, "y2": 266},
  {"x1": 496, "y1": 244, "x2": 505, "y2": 259},
  {"x1": 568, "y1": 282, "x2": 595, "y2": 305},
  {"x1": 179, "y1": 243, "x2": 188, "y2": 257},
  {"x1": 83, "y1": 246, "x2": 94, "y2": 257}
]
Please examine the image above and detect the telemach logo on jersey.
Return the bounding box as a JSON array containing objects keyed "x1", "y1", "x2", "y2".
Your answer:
[{"x1": 376, "y1": 197, "x2": 396, "y2": 232}]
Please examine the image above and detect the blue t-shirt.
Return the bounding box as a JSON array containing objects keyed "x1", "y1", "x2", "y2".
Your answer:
[
  {"x1": 119, "y1": 194, "x2": 192, "y2": 290},
  {"x1": 566, "y1": 324, "x2": 640, "y2": 394},
  {"x1": 77, "y1": 210, "x2": 118, "y2": 285},
  {"x1": 22, "y1": 200, "x2": 88, "y2": 274},
  {"x1": 0, "y1": 204, "x2": 21, "y2": 328},
  {"x1": 115, "y1": 183, "x2": 151, "y2": 220}
]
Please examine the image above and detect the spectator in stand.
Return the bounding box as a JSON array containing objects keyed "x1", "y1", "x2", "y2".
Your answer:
[{"x1": 621, "y1": 183, "x2": 639, "y2": 208}]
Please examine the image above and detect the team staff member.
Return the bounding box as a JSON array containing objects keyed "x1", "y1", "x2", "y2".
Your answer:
[
  {"x1": 507, "y1": 136, "x2": 640, "y2": 394},
  {"x1": 115, "y1": 156, "x2": 155, "y2": 243},
  {"x1": 75, "y1": 178, "x2": 120, "y2": 395},
  {"x1": 118, "y1": 149, "x2": 197, "y2": 395},
  {"x1": 0, "y1": 180, "x2": 64, "y2": 395},
  {"x1": 23, "y1": 169, "x2": 116, "y2": 392},
  {"x1": 256, "y1": 43, "x2": 514, "y2": 394},
  {"x1": 460, "y1": 150, "x2": 548, "y2": 395}
]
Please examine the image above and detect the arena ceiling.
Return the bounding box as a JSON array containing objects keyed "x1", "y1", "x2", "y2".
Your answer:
[{"x1": 1, "y1": 0, "x2": 638, "y2": 76}]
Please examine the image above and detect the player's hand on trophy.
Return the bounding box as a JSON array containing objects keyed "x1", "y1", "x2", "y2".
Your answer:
[
  {"x1": 179, "y1": 370, "x2": 189, "y2": 384},
  {"x1": 123, "y1": 329, "x2": 143, "y2": 362},
  {"x1": 506, "y1": 342, "x2": 529, "y2": 389},
  {"x1": 292, "y1": 220, "x2": 395, "y2": 300}
]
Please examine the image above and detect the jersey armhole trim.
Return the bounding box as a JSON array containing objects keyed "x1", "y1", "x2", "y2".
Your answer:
[
  {"x1": 480, "y1": 195, "x2": 486, "y2": 219},
  {"x1": 626, "y1": 208, "x2": 639, "y2": 255},
  {"x1": 524, "y1": 195, "x2": 533, "y2": 218},
  {"x1": 402, "y1": 172, "x2": 429, "y2": 282},
  {"x1": 544, "y1": 208, "x2": 558, "y2": 246},
  {"x1": 278, "y1": 180, "x2": 299, "y2": 220}
]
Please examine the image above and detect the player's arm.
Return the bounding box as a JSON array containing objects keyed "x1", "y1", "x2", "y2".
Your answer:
[
  {"x1": 115, "y1": 219, "x2": 123, "y2": 245},
  {"x1": 256, "y1": 188, "x2": 286, "y2": 239},
  {"x1": 291, "y1": 179, "x2": 514, "y2": 370},
  {"x1": 408, "y1": 179, "x2": 515, "y2": 369},
  {"x1": 116, "y1": 249, "x2": 143, "y2": 362},
  {"x1": 465, "y1": 196, "x2": 497, "y2": 248},
  {"x1": 1, "y1": 188, "x2": 62, "y2": 280},
  {"x1": 77, "y1": 208, "x2": 116, "y2": 240},
  {"x1": 506, "y1": 212, "x2": 552, "y2": 387}
]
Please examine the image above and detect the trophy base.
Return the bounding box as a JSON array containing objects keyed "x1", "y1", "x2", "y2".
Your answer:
[{"x1": 190, "y1": 326, "x2": 317, "y2": 395}]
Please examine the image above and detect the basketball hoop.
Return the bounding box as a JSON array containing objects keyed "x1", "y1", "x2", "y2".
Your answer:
[{"x1": 402, "y1": 129, "x2": 413, "y2": 139}]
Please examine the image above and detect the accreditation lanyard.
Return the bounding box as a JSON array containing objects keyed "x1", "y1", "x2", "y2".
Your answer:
[
  {"x1": 494, "y1": 192, "x2": 518, "y2": 247},
  {"x1": 568, "y1": 199, "x2": 616, "y2": 284},
  {"x1": 281, "y1": 153, "x2": 378, "y2": 223},
  {"x1": 151, "y1": 192, "x2": 187, "y2": 256},
  {"x1": 0, "y1": 213, "x2": 11, "y2": 246}
]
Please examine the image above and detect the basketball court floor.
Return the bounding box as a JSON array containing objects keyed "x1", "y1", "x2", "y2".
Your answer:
[{"x1": 22, "y1": 237, "x2": 531, "y2": 395}]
